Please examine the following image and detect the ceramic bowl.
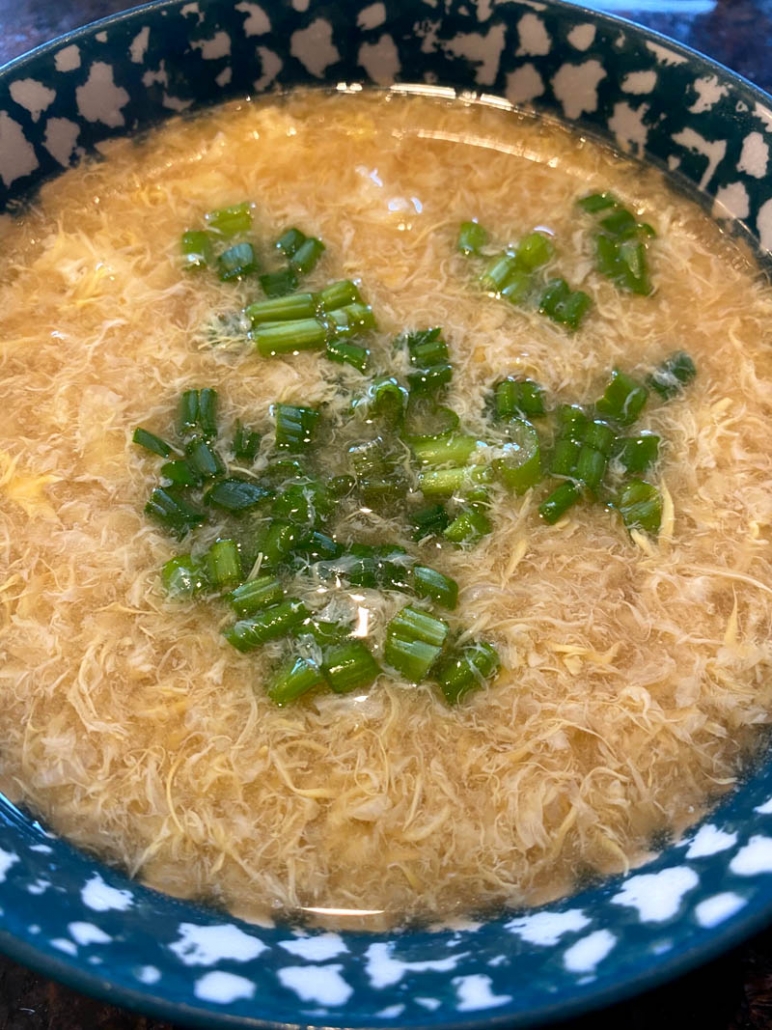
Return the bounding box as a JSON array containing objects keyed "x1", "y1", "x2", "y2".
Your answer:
[{"x1": 2, "y1": 1, "x2": 772, "y2": 1026}]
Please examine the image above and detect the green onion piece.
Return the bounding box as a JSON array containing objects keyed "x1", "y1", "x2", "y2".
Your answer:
[
  {"x1": 434, "y1": 640, "x2": 500, "y2": 704},
  {"x1": 268, "y1": 656, "x2": 325, "y2": 705},
  {"x1": 557, "y1": 405, "x2": 590, "y2": 440},
  {"x1": 232, "y1": 421, "x2": 261, "y2": 462},
  {"x1": 550, "y1": 438, "x2": 581, "y2": 477},
  {"x1": 181, "y1": 229, "x2": 214, "y2": 270},
  {"x1": 647, "y1": 351, "x2": 697, "y2": 399},
  {"x1": 259, "y1": 268, "x2": 299, "y2": 298},
  {"x1": 493, "y1": 378, "x2": 547, "y2": 420},
  {"x1": 206, "y1": 201, "x2": 252, "y2": 236},
  {"x1": 290, "y1": 236, "x2": 325, "y2": 275},
  {"x1": 325, "y1": 338, "x2": 370, "y2": 373},
  {"x1": 458, "y1": 220, "x2": 488, "y2": 256},
  {"x1": 595, "y1": 235, "x2": 652, "y2": 295},
  {"x1": 197, "y1": 388, "x2": 218, "y2": 439},
  {"x1": 379, "y1": 553, "x2": 413, "y2": 592},
  {"x1": 206, "y1": 538, "x2": 242, "y2": 590},
  {"x1": 293, "y1": 531, "x2": 343, "y2": 562},
  {"x1": 493, "y1": 420, "x2": 542, "y2": 494},
  {"x1": 413, "y1": 565, "x2": 459, "y2": 610},
  {"x1": 595, "y1": 368, "x2": 649, "y2": 425},
  {"x1": 580, "y1": 419, "x2": 616, "y2": 456},
  {"x1": 179, "y1": 390, "x2": 201, "y2": 437},
  {"x1": 217, "y1": 242, "x2": 259, "y2": 282},
  {"x1": 385, "y1": 605, "x2": 449, "y2": 682},
  {"x1": 252, "y1": 318, "x2": 327, "y2": 357},
  {"x1": 229, "y1": 574, "x2": 284, "y2": 617},
  {"x1": 577, "y1": 192, "x2": 619, "y2": 214},
  {"x1": 599, "y1": 207, "x2": 639, "y2": 238},
  {"x1": 327, "y1": 303, "x2": 377, "y2": 339},
  {"x1": 186, "y1": 438, "x2": 226, "y2": 479},
  {"x1": 539, "y1": 278, "x2": 592, "y2": 330},
  {"x1": 480, "y1": 253, "x2": 518, "y2": 294},
  {"x1": 245, "y1": 293, "x2": 317, "y2": 326},
  {"x1": 418, "y1": 465, "x2": 491, "y2": 498},
  {"x1": 411, "y1": 433, "x2": 479, "y2": 467},
  {"x1": 255, "y1": 521, "x2": 306, "y2": 569},
  {"x1": 262, "y1": 458, "x2": 307, "y2": 485},
  {"x1": 328, "y1": 475, "x2": 356, "y2": 498},
  {"x1": 160, "y1": 459, "x2": 203, "y2": 488},
  {"x1": 133, "y1": 427, "x2": 175, "y2": 458},
  {"x1": 204, "y1": 476, "x2": 272, "y2": 512},
  {"x1": 144, "y1": 487, "x2": 205, "y2": 539},
  {"x1": 358, "y1": 473, "x2": 409, "y2": 512},
  {"x1": 322, "y1": 641, "x2": 381, "y2": 694},
  {"x1": 410, "y1": 503, "x2": 451, "y2": 541},
  {"x1": 225, "y1": 599, "x2": 310, "y2": 651},
  {"x1": 443, "y1": 505, "x2": 492, "y2": 546},
  {"x1": 400, "y1": 327, "x2": 449, "y2": 368},
  {"x1": 407, "y1": 362, "x2": 453, "y2": 394},
  {"x1": 613, "y1": 434, "x2": 660, "y2": 474},
  {"x1": 500, "y1": 270, "x2": 533, "y2": 305},
  {"x1": 539, "y1": 480, "x2": 582, "y2": 524},
  {"x1": 515, "y1": 231, "x2": 554, "y2": 271},
  {"x1": 272, "y1": 481, "x2": 331, "y2": 528},
  {"x1": 358, "y1": 376, "x2": 409, "y2": 427},
  {"x1": 275, "y1": 226, "x2": 307, "y2": 258},
  {"x1": 389, "y1": 605, "x2": 449, "y2": 648},
  {"x1": 617, "y1": 479, "x2": 662, "y2": 534},
  {"x1": 274, "y1": 404, "x2": 321, "y2": 452},
  {"x1": 162, "y1": 554, "x2": 206, "y2": 599},
  {"x1": 575, "y1": 445, "x2": 607, "y2": 493},
  {"x1": 316, "y1": 279, "x2": 362, "y2": 312},
  {"x1": 403, "y1": 397, "x2": 460, "y2": 441}
]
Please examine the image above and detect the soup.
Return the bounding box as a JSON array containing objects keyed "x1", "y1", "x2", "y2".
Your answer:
[{"x1": 1, "y1": 89, "x2": 772, "y2": 930}]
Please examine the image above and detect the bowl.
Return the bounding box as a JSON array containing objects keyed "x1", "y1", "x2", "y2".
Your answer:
[{"x1": 2, "y1": 0, "x2": 772, "y2": 1026}]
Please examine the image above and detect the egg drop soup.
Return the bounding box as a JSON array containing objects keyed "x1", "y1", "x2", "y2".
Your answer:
[{"x1": 2, "y1": 90, "x2": 772, "y2": 930}]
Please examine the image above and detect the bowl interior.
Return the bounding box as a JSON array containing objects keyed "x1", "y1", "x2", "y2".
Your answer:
[{"x1": 2, "y1": 1, "x2": 772, "y2": 1027}]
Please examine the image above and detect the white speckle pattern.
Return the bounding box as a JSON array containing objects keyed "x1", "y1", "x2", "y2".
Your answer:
[
  {"x1": 738, "y1": 132, "x2": 769, "y2": 178},
  {"x1": 0, "y1": 849, "x2": 19, "y2": 884},
  {"x1": 43, "y1": 116, "x2": 81, "y2": 166},
  {"x1": 235, "y1": 1, "x2": 271, "y2": 35},
  {"x1": 95, "y1": 31, "x2": 108, "y2": 43},
  {"x1": 50, "y1": 938, "x2": 78, "y2": 957},
  {"x1": 9, "y1": 79, "x2": 56, "y2": 123},
  {"x1": 68, "y1": 922, "x2": 112, "y2": 946},
  {"x1": 567, "y1": 23, "x2": 596, "y2": 51},
  {"x1": 75, "y1": 62, "x2": 130, "y2": 127},
  {"x1": 444, "y1": 24, "x2": 506, "y2": 86},
  {"x1": 731, "y1": 835, "x2": 772, "y2": 876},
  {"x1": 129, "y1": 26, "x2": 150, "y2": 64},
  {"x1": 685, "y1": 824, "x2": 739, "y2": 859},
  {"x1": 81, "y1": 873, "x2": 133, "y2": 913},
  {"x1": 253, "y1": 46, "x2": 283, "y2": 92},
  {"x1": 612, "y1": 867, "x2": 699, "y2": 922},
  {"x1": 135, "y1": 965, "x2": 162, "y2": 985},
  {"x1": 505, "y1": 63, "x2": 545, "y2": 104},
  {"x1": 277, "y1": 964, "x2": 354, "y2": 1006},
  {"x1": 608, "y1": 100, "x2": 649, "y2": 151},
  {"x1": 358, "y1": 3, "x2": 387, "y2": 29},
  {"x1": 191, "y1": 32, "x2": 232, "y2": 60},
  {"x1": 26, "y1": 878, "x2": 50, "y2": 895},
  {"x1": 54, "y1": 44, "x2": 81, "y2": 72},
  {"x1": 169, "y1": 923, "x2": 268, "y2": 966},
  {"x1": 0, "y1": 112, "x2": 38, "y2": 187},
  {"x1": 415, "y1": 997, "x2": 442, "y2": 1011},
  {"x1": 452, "y1": 974, "x2": 512, "y2": 1011},
  {"x1": 621, "y1": 69, "x2": 657, "y2": 94},
  {"x1": 645, "y1": 40, "x2": 688, "y2": 66},
  {"x1": 563, "y1": 930, "x2": 617, "y2": 973},
  {"x1": 278, "y1": 933, "x2": 348, "y2": 961},
  {"x1": 364, "y1": 942, "x2": 465, "y2": 988},
  {"x1": 551, "y1": 59, "x2": 606, "y2": 119},
  {"x1": 694, "y1": 892, "x2": 748, "y2": 928},
  {"x1": 358, "y1": 36, "x2": 401, "y2": 87},
  {"x1": 758, "y1": 198, "x2": 772, "y2": 252},
  {"x1": 689, "y1": 74, "x2": 729, "y2": 113},
  {"x1": 671, "y1": 126, "x2": 728, "y2": 189},
  {"x1": 290, "y1": 19, "x2": 340, "y2": 78},
  {"x1": 505, "y1": 908, "x2": 590, "y2": 946},
  {"x1": 376, "y1": 1004, "x2": 405, "y2": 1017},
  {"x1": 216, "y1": 68, "x2": 233, "y2": 87},
  {"x1": 194, "y1": 970, "x2": 256, "y2": 1004},
  {"x1": 516, "y1": 13, "x2": 551, "y2": 56},
  {"x1": 28, "y1": 844, "x2": 53, "y2": 855},
  {"x1": 714, "y1": 180, "x2": 752, "y2": 218}
]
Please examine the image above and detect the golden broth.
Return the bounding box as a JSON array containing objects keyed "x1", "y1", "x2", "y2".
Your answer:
[{"x1": 2, "y1": 90, "x2": 772, "y2": 929}]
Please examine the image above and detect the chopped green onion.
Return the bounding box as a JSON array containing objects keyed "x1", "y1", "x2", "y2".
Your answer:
[
  {"x1": 617, "y1": 479, "x2": 662, "y2": 534},
  {"x1": 316, "y1": 279, "x2": 362, "y2": 311},
  {"x1": 418, "y1": 465, "x2": 491, "y2": 498},
  {"x1": 328, "y1": 474, "x2": 356, "y2": 498},
  {"x1": 550, "y1": 437, "x2": 581, "y2": 477},
  {"x1": 457, "y1": 220, "x2": 488, "y2": 256},
  {"x1": 255, "y1": 520, "x2": 306, "y2": 569},
  {"x1": 206, "y1": 201, "x2": 252, "y2": 236},
  {"x1": 411, "y1": 433, "x2": 479, "y2": 467},
  {"x1": 613, "y1": 434, "x2": 660, "y2": 474},
  {"x1": 293, "y1": 531, "x2": 343, "y2": 562},
  {"x1": 252, "y1": 317, "x2": 327, "y2": 357},
  {"x1": 357, "y1": 376, "x2": 409, "y2": 426},
  {"x1": 580, "y1": 419, "x2": 616, "y2": 456},
  {"x1": 162, "y1": 554, "x2": 206, "y2": 598},
  {"x1": 272, "y1": 481, "x2": 331, "y2": 528},
  {"x1": 186, "y1": 438, "x2": 226, "y2": 479},
  {"x1": 197, "y1": 388, "x2": 218, "y2": 439},
  {"x1": 433, "y1": 640, "x2": 500, "y2": 704},
  {"x1": 259, "y1": 268, "x2": 298, "y2": 298},
  {"x1": 268, "y1": 656, "x2": 325, "y2": 705},
  {"x1": 388, "y1": 605, "x2": 449, "y2": 648},
  {"x1": 217, "y1": 242, "x2": 259, "y2": 282},
  {"x1": 274, "y1": 404, "x2": 321, "y2": 452},
  {"x1": 493, "y1": 378, "x2": 547, "y2": 419},
  {"x1": 500, "y1": 270, "x2": 532, "y2": 305},
  {"x1": 322, "y1": 641, "x2": 381, "y2": 693},
  {"x1": 327, "y1": 303, "x2": 376, "y2": 338},
  {"x1": 443, "y1": 505, "x2": 492, "y2": 545},
  {"x1": 229, "y1": 575, "x2": 285, "y2": 617},
  {"x1": 144, "y1": 487, "x2": 205, "y2": 539},
  {"x1": 493, "y1": 419, "x2": 542, "y2": 494},
  {"x1": 480, "y1": 253, "x2": 518, "y2": 294},
  {"x1": 290, "y1": 236, "x2": 325, "y2": 275},
  {"x1": 181, "y1": 229, "x2": 214, "y2": 270},
  {"x1": 402, "y1": 328, "x2": 449, "y2": 368},
  {"x1": 179, "y1": 389, "x2": 201, "y2": 437},
  {"x1": 539, "y1": 480, "x2": 582, "y2": 524},
  {"x1": 599, "y1": 206, "x2": 639, "y2": 239},
  {"x1": 275, "y1": 226, "x2": 306, "y2": 258},
  {"x1": 647, "y1": 351, "x2": 696, "y2": 399},
  {"x1": 539, "y1": 278, "x2": 591, "y2": 330},
  {"x1": 206, "y1": 538, "x2": 242, "y2": 589},
  {"x1": 515, "y1": 231, "x2": 554, "y2": 271},
  {"x1": 204, "y1": 476, "x2": 272, "y2": 512},
  {"x1": 225, "y1": 599, "x2": 310, "y2": 651},
  {"x1": 557, "y1": 405, "x2": 590, "y2": 440},
  {"x1": 595, "y1": 235, "x2": 652, "y2": 295},
  {"x1": 595, "y1": 368, "x2": 648, "y2": 425},
  {"x1": 575, "y1": 445, "x2": 607, "y2": 493},
  {"x1": 413, "y1": 565, "x2": 459, "y2": 610},
  {"x1": 410, "y1": 503, "x2": 451, "y2": 541},
  {"x1": 407, "y1": 363, "x2": 453, "y2": 394},
  {"x1": 232, "y1": 421, "x2": 261, "y2": 462},
  {"x1": 384, "y1": 605, "x2": 449, "y2": 682},
  {"x1": 577, "y1": 192, "x2": 618, "y2": 214},
  {"x1": 245, "y1": 292, "x2": 317, "y2": 326},
  {"x1": 133, "y1": 427, "x2": 175, "y2": 458},
  {"x1": 160, "y1": 459, "x2": 203, "y2": 488},
  {"x1": 325, "y1": 338, "x2": 370, "y2": 373}
]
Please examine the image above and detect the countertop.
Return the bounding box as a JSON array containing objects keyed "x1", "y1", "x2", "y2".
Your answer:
[{"x1": 1, "y1": 0, "x2": 772, "y2": 1028}]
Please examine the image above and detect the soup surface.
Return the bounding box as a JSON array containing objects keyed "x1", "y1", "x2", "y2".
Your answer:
[{"x1": 2, "y1": 90, "x2": 772, "y2": 930}]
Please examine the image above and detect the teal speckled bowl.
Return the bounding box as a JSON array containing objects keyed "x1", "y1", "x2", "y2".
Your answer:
[{"x1": 2, "y1": 1, "x2": 772, "y2": 1026}]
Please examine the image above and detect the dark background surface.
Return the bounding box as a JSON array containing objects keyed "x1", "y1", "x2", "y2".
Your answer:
[{"x1": 1, "y1": 0, "x2": 772, "y2": 1027}]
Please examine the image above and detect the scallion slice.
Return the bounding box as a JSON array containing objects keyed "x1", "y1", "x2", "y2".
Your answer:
[
  {"x1": 204, "y1": 477, "x2": 272, "y2": 513},
  {"x1": 539, "y1": 480, "x2": 582, "y2": 524},
  {"x1": 411, "y1": 433, "x2": 479, "y2": 467},
  {"x1": 325, "y1": 338, "x2": 370, "y2": 373},
  {"x1": 217, "y1": 242, "x2": 259, "y2": 282},
  {"x1": 206, "y1": 538, "x2": 242, "y2": 590},
  {"x1": 181, "y1": 229, "x2": 214, "y2": 270},
  {"x1": 316, "y1": 279, "x2": 362, "y2": 311},
  {"x1": 206, "y1": 201, "x2": 253, "y2": 236},
  {"x1": 617, "y1": 479, "x2": 662, "y2": 534},
  {"x1": 493, "y1": 419, "x2": 542, "y2": 494},
  {"x1": 290, "y1": 236, "x2": 325, "y2": 275},
  {"x1": 647, "y1": 351, "x2": 696, "y2": 399},
  {"x1": 613, "y1": 434, "x2": 660, "y2": 474},
  {"x1": 259, "y1": 268, "x2": 299, "y2": 298},
  {"x1": 275, "y1": 226, "x2": 306, "y2": 258},
  {"x1": 133, "y1": 427, "x2": 175, "y2": 458},
  {"x1": 268, "y1": 656, "x2": 325, "y2": 705},
  {"x1": 384, "y1": 605, "x2": 449, "y2": 682},
  {"x1": 595, "y1": 368, "x2": 648, "y2": 425},
  {"x1": 413, "y1": 565, "x2": 459, "y2": 610},
  {"x1": 493, "y1": 378, "x2": 546, "y2": 420},
  {"x1": 274, "y1": 404, "x2": 321, "y2": 452},
  {"x1": 433, "y1": 640, "x2": 500, "y2": 704},
  {"x1": 322, "y1": 641, "x2": 381, "y2": 693},
  {"x1": 162, "y1": 554, "x2": 206, "y2": 598},
  {"x1": 144, "y1": 487, "x2": 205, "y2": 539},
  {"x1": 457, "y1": 220, "x2": 488, "y2": 256},
  {"x1": 232, "y1": 421, "x2": 261, "y2": 462},
  {"x1": 225, "y1": 599, "x2": 310, "y2": 651},
  {"x1": 229, "y1": 575, "x2": 284, "y2": 617},
  {"x1": 252, "y1": 317, "x2": 327, "y2": 357},
  {"x1": 443, "y1": 505, "x2": 492, "y2": 546},
  {"x1": 245, "y1": 293, "x2": 317, "y2": 326}
]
